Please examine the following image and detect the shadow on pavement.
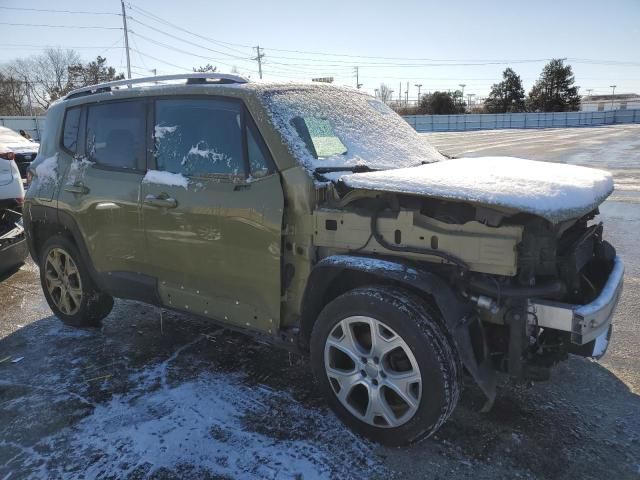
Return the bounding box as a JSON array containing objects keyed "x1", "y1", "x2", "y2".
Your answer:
[{"x1": 1, "y1": 297, "x2": 639, "y2": 479}]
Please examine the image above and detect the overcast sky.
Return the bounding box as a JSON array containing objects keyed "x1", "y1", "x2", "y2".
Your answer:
[{"x1": 2, "y1": 0, "x2": 639, "y2": 99}]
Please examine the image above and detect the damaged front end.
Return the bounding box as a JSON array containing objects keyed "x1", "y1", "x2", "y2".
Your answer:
[
  {"x1": 0, "y1": 208, "x2": 28, "y2": 273},
  {"x1": 312, "y1": 173, "x2": 622, "y2": 404}
]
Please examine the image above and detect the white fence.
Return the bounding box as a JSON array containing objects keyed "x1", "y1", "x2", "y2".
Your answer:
[
  {"x1": 404, "y1": 109, "x2": 640, "y2": 132},
  {"x1": 0, "y1": 116, "x2": 46, "y2": 141}
]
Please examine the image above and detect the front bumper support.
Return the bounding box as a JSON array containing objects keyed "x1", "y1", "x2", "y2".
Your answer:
[{"x1": 529, "y1": 256, "x2": 624, "y2": 358}]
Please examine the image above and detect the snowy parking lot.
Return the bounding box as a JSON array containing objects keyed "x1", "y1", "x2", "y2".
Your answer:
[{"x1": 1, "y1": 124, "x2": 639, "y2": 479}]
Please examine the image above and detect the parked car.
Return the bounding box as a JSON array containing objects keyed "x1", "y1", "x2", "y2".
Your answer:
[
  {"x1": 0, "y1": 147, "x2": 25, "y2": 210},
  {"x1": 0, "y1": 209, "x2": 27, "y2": 273},
  {"x1": 0, "y1": 125, "x2": 39, "y2": 179},
  {"x1": 24, "y1": 74, "x2": 623, "y2": 446}
]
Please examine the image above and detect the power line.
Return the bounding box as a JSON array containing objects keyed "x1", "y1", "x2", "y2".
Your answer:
[
  {"x1": 0, "y1": 22, "x2": 121, "y2": 30},
  {"x1": 129, "y1": 32, "x2": 250, "y2": 71},
  {"x1": 125, "y1": 3, "x2": 252, "y2": 57},
  {"x1": 0, "y1": 6, "x2": 119, "y2": 15},
  {"x1": 127, "y1": 17, "x2": 252, "y2": 62}
]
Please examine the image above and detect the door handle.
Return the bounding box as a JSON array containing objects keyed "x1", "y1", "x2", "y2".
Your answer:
[
  {"x1": 144, "y1": 194, "x2": 178, "y2": 209},
  {"x1": 64, "y1": 182, "x2": 90, "y2": 195}
]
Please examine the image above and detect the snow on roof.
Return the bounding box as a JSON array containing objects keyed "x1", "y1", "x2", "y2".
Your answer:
[
  {"x1": 340, "y1": 156, "x2": 614, "y2": 223},
  {"x1": 252, "y1": 82, "x2": 444, "y2": 172}
]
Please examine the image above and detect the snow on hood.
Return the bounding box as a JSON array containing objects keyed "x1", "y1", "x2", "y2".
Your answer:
[{"x1": 339, "y1": 157, "x2": 614, "y2": 223}]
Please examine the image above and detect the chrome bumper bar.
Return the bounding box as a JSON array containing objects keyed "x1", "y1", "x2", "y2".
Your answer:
[{"x1": 529, "y1": 256, "x2": 624, "y2": 357}]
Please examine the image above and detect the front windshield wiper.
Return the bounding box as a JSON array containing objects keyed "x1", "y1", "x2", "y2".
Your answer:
[{"x1": 314, "y1": 165, "x2": 377, "y2": 174}]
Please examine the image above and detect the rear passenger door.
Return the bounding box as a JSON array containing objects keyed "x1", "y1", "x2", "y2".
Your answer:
[
  {"x1": 57, "y1": 100, "x2": 152, "y2": 288},
  {"x1": 142, "y1": 97, "x2": 284, "y2": 332}
]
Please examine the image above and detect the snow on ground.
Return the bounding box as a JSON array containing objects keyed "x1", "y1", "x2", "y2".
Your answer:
[
  {"x1": 341, "y1": 156, "x2": 614, "y2": 223},
  {"x1": 0, "y1": 311, "x2": 386, "y2": 479}
]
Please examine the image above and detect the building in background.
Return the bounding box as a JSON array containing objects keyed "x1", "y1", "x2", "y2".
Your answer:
[{"x1": 580, "y1": 94, "x2": 640, "y2": 112}]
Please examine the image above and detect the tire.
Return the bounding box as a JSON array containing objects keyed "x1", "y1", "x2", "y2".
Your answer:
[
  {"x1": 310, "y1": 285, "x2": 461, "y2": 446},
  {"x1": 39, "y1": 235, "x2": 113, "y2": 327}
]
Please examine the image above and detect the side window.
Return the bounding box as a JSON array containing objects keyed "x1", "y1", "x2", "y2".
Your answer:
[
  {"x1": 154, "y1": 99, "x2": 244, "y2": 177},
  {"x1": 62, "y1": 107, "x2": 81, "y2": 153},
  {"x1": 247, "y1": 121, "x2": 272, "y2": 179},
  {"x1": 86, "y1": 101, "x2": 145, "y2": 169}
]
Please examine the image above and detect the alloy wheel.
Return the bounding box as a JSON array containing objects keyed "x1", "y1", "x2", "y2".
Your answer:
[
  {"x1": 324, "y1": 316, "x2": 422, "y2": 428},
  {"x1": 44, "y1": 248, "x2": 83, "y2": 316}
]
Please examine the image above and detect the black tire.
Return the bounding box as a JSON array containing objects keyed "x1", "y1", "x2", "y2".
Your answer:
[
  {"x1": 39, "y1": 235, "x2": 113, "y2": 327},
  {"x1": 310, "y1": 285, "x2": 461, "y2": 446}
]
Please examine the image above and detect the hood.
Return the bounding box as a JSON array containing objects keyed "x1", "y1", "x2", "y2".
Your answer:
[
  {"x1": 6, "y1": 143, "x2": 39, "y2": 154},
  {"x1": 338, "y1": 157, "x2": 614, "y2": 224}
]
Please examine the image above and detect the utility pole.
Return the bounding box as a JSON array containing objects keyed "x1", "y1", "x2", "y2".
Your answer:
[
  {"x1": 24, "y1": 78, "x2": 39, "y2": 140},
  {"x1": 609, "y1": 85, "x2": 616, "y2": 110},
  {"x1": 467, "y1": 93, "x2": 474, "y2": 109},
  {"x1": 406, "y1": 81, "x2": 409, "y2": 105},
  {"x1": 586, "y1": 88, "x2": 593, "y2": 98},
  {"x1": 399, "y1": 82, "x2": 402, "y2": 102},
  {"x1": 254, "y1": 46, "x2": 264, "y2": 79},
  {"x1": 414, "y1": 84, "x2": 422, "y2": 104},
  {"x1": 459, "y1": 83, "x2": 466, "y2": 108},
  {"x1": 120, "y1": 0, "x2": 131, "y2": 80},
  {"x1": 354, "y1": 66, "x2": 362, "y2": 89}
]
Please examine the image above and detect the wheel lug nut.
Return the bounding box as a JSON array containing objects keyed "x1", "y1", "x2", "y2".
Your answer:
[
  {"x1": 360, "y1": 370, "x2": 366, "y2": 377},
  {"x1": 380, "y1": 371, "x2": 386, "y2": 378},
  {"x1": 372, "y1": 379, "x2": 379, "y2": 386},
  {"x1": 361, "y1": 356, "x2": 367, "y2": 363},
  {"x1": 373, "y1": 356, "x2": 379, "y2": 364}
]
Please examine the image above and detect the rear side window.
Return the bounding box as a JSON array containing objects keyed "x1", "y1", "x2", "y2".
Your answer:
[
  {"x1": 154, "y1": 99, "x2": 244, "y2": 177},
  {"x1": 62, "y1": 107, "x2": 81, "y2": 153},
  {"x1": 86, "y1": 101, "x2": 146, "y2": 170}
]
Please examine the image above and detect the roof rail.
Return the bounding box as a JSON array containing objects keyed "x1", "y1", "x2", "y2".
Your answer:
[{"x1": 64, "y1": 73, "x2": 250, "y2": 100}]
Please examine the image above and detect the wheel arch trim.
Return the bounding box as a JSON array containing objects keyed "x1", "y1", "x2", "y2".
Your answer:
[{"x1": 300, "y1": 254, "x2": 497, "y2": 402}]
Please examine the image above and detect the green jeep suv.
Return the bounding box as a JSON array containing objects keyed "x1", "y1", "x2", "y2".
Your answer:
[{"x1": 24, "y1": 74, "x2": 624, "y2": 445}]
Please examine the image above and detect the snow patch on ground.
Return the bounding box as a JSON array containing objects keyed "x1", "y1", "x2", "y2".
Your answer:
[
  {"x1": 142, "y1": 169, "x2": 188, "y2": 189},
  {"x1": 341, "y1": 156, "x2": 614, "y2": 223}
]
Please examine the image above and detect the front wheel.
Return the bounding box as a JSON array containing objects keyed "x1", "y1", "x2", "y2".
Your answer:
[
  {"x1": 39, "y1": 235, "x2": 113, "y2": 327},
  {"x1": 310, "y1": 286, "x2": 461, "y2": 446}
]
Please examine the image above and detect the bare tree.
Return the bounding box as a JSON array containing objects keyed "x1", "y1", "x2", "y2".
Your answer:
[
  {"x1": 5, "y1": 48, "x2": 80, "y2": 110},
  {"x1": 0, "y1": 73, "x2": 28, "y2": 115},
  {"x1": 378, "y1": 83, "x2": 393, "y2": 104}
]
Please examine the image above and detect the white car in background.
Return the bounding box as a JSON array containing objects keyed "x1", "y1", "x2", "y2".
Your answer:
[
  {"x1": 0, "y1": 125, "x2": 39, "y2": 179},
  {"x1": 0, "y1": 147, "x2": 25, "y2": 209},
  {"x1": 0, "y1": 125, "x2": 40, "y2": 208}
]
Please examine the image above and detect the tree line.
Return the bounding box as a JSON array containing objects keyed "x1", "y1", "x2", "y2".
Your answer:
[
  {"x1": 0, "y1": 48, "x2": 124, "y2": 115},
  {"x1": 389, "y1": 58, "x2": 581, "y2": 115}
]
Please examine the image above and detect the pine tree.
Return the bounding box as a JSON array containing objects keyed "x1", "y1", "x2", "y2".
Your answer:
[
  {"x1": 484, "y1": 68, "x2": 526, "y2": 113},
  {"x1": 527, "y1": 59, "x2": 581, "y2": 112}
]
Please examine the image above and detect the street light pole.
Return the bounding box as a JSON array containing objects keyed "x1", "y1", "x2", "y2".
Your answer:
[
  {"x1": 609, "y1": 85, "x2": 617, "y2": 110},
  {"x1": 414, "y1": 84, "x2": 422, "y2": 105}
]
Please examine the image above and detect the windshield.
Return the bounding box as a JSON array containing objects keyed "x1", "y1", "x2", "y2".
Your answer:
[{"x1": 257, "y1": 84, "x2": 444, "y2": 172}]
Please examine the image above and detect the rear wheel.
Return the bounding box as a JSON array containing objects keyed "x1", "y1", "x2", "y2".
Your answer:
[
  {"x1": 39, "y1": 235, "x2": 113, "y2": 327},
  {"x1": 310, "y1": 285, "x2": 461, "y2": 446}
]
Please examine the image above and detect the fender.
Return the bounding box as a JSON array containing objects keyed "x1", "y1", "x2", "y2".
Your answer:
[
  {"x1": 300, "y1": 254, "x2": 497, "y2": 402},
  {"x1": 24, "y1": 204, "x2": 160, "y2": 305}
]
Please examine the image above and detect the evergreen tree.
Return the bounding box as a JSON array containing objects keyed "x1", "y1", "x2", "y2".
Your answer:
[
  {"x1": 484, "y1": 68, "x2": 526, "y2": 113},
  {"x1": 527, "y1": 59, "x2": 580, "y2": 112},
  {"x1": 419, "y1": 91, "x2": 464, "y2": 114}
]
